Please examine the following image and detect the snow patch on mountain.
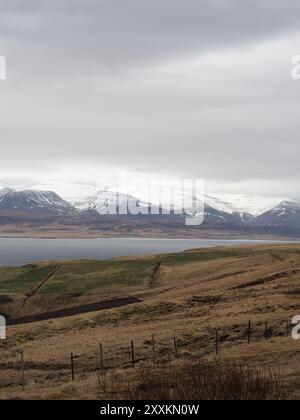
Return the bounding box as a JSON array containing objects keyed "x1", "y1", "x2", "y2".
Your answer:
[
  {"x1": 0, "y1": 190, "x2": 76, "y2": 214},
  {"x1": 0, "y1": 186, "x2": 11, "y2": 199},
  {"x1": 72, "y1": 195, "x2": 98, "y2": 211},
  {"x1": 71, "y1": 188, "x2": 290, "y2": 219},
  {"x1": 29, "y1": 183, "x2": 98, "y2": 203},
  {"x1": 96, "y1": 190, "x2": 153, "y2": 215},
  {"x1": 205, "y1": 193, "x2": 287, "y2": 217}
]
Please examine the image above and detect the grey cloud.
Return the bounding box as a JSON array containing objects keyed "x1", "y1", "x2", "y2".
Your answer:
[
  {"x1": 1, "y1": 0, "x2": 300, "y2": 72},
  {"x1": 0, "y1": 1, "x2": 300, "y2": 198}
]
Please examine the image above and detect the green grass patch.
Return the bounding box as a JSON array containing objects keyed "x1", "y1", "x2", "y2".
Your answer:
[
  {"x1": 40, "y1": 249, "x2": 254, "y2": 295},
  {"x1": 156, "y1": 249, "x2": 253, "y2": 266},
  {"x1": 1, "y1": 246, "x2": 291, "y2": 296},
  {"x1": 39, "y1": 260, "x2": 155, "y2": 294},
  {"x1": 0, "y1": 265, "x2": 58, "y2": 293},
  {"x1": 0, "y1": 267, "x2": 30, "y2": 285}
]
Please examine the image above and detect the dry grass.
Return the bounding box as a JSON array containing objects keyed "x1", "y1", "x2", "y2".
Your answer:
[
  {"x1": 98, "y1": 361, "x2": 287, "y2": 400},
  {"x1": 1, "y1": 244, "x2": 300, "y2": 399}
]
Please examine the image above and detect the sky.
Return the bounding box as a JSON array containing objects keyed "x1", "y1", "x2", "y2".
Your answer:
[{"x1": 0, "y1": 0, "x2": 300, "y2": 201}]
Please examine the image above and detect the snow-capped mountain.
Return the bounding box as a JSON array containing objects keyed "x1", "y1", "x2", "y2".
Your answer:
[
  {"x1": 96, "y1": 190, "x2": 153, "y2": 215},
  {"x1": 20, "y1": 182, "x2": 293, "y2": 220},
  {"x1": 254, "y1": 200, "x2": 300, "y2": 228},
  {"x1": 204, "y1": 194, "x2": 300, "y2": 228},
  {"x1": 72, "y1": 190, "x2": 255, "y2": 224},
  {"x1": 74, "y1": 190, "x2": 160, "y2": 215},
  {"x1": 73, "y1": 190, "x2": 287, "y2": 219},
  {"x1": 30, "y1": 183, "x2": 98, "y2": 206},
  {"x1": 0, "y1": 190, "x2": 76, "y2": 215},
  {"x1": 0, "y1": 184, "x2": 299, "y2": 235},
  {"x1": 205, "y1": 194, "x2": 287, "y2": 217}
]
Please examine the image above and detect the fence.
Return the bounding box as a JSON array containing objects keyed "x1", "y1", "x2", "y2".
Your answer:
[{"x1": 1, "y1": 318, "x2": 294, "y2": 392}]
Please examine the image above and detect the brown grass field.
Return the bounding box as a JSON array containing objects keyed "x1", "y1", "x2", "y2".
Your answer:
[{"x1": 1, "y1": 243, "x2": 300, "y2": 399}]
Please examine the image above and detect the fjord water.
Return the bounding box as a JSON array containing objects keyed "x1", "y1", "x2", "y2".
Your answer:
[{"x1": 0, "y1": 237, "x2": 284, "y2": 267}]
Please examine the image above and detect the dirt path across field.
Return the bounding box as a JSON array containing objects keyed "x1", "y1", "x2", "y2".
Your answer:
[
  {"x1": 8, "y1": 297, "x2": 141, "y2": 326},
  {"x1": 149, "y1": 262, "x2": 161, "y2": 288},
  {"x1": 16, "y1": 265, "x2": 62, "y2": 316}
]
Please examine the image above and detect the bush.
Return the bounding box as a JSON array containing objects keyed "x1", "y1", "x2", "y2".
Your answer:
[{"x1": 98, "y1": 361, "x2": 287, "y2": 401}]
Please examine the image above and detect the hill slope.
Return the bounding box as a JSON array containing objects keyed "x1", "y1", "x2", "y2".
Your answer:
[{"x1": 1, "y1": 244, "x2": 300, "y2": 399}]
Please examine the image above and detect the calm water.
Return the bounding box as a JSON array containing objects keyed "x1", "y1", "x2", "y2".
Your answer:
[{"x1": 0, "y1": 237, "x2": 287, "y2": 267}]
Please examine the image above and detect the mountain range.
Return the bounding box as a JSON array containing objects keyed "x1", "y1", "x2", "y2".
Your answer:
[{"x1": 0, "y1": 186, "x2": 299, "y2": 238}]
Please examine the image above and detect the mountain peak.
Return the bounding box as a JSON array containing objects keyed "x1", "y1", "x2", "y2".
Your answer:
[
  {"x1": 0, "y1": 189, "x2": 76, "y2": 215},
  {"x1": 205, "y1": 193, "x2": 288, "y2": 217}
]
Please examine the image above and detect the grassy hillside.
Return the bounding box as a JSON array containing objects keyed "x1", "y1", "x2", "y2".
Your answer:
[
  {"x1": 0, "y1": 260, "x2": 154, "y2": 296},
  {"x1": 0, "y1": 248, "x2": 252, "y2": 297},
  {"x1": 1, "y1": 244, "x2": 300, "y2": 399},
  {"x1": 0, "y1": 265, "x2": 59, "y2": 294}
]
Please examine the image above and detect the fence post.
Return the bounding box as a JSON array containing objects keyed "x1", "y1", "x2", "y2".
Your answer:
[
  {"x1": 70, "y1": 352, "x2": 75, "y2": 382},
  {"x1": 173, "y1": 337, "x2": 178, "y2": 358},
  {"x1": 131, "y1": 340, "x2": 135, "y2": 368},
  {"x1": 99, "y1": 344, "x2": 104, "y2": 375},
  {"x1": 215, "y1": 330, "x2": 219, "y2": 357},
  {"x1": 151, "y1": 335, "x2": 156, "y2": 363},
  {"x1": 19, "y1": 350, "x2": 25, "y2": 391},
  {"x1": 264, "y1": 322, "x2": 268, "y2": 339},
  {"x1": 248, "y1": 321, "x2": 251, "y2": 345}
]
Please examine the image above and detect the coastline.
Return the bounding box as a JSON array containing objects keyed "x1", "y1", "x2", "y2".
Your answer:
[{"x1": 0, "y1": 230, "x2": 298, "y2": 241}]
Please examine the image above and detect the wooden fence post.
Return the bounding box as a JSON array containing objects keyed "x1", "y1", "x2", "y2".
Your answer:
[
  {"x1": 131, "y1": 340, "x2": 135, "y2": 368},
  {"x1": 248, "y1": 321, "x2": 251, "y2": 345},
  {"x1": 19, "y1": 350, "x2": 25, "y2": 391},
  {"x1": 70, "y1": 352, "x2": 75, "y2": 382},
  {"x1": 215, "y1": 330, "x2": 219, "y2": 357},
  {"x1": 173, "y1": 337, "x2": 178, "y2": 358},
  {"x1": 99, "y1": 344, "x2": 104, "y2": 375},
  {"x1": 264, "y1": 322, "x2": 268, "y2": 339},
  {"x1": 151, "y1": 335, "x2": 156, "y2": 363}
]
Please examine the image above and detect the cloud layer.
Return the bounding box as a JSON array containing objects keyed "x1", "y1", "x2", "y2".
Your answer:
[{"x1": 0, "y1": 0, "x2": 300, "y2": 197}]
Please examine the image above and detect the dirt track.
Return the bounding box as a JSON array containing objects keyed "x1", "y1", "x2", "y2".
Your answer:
[
  {"x1": 18, "y1": 265, "x2": 62, "y2": 314},
  {"x1": 7, "y1": 297, "x2": 141, "y2": 325}
]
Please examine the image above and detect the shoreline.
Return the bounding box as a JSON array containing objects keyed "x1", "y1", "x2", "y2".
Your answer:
[
  {"x1": 0, "y1": 235, "x2": 299, "y2": 243},
  {"x1": 0, "y1": 237, "x2": 299, "y2": 268},
  {"x1": 0, "y1": 231, "x2": 299, "y2": 241}
]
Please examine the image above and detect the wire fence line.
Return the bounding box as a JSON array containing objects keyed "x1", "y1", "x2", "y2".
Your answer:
[{"x1": 0, "y1": 318, "x2": 294, "y2": 391}]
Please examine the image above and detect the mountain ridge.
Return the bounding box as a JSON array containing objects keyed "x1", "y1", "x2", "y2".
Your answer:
[{"x1": 0, "y1": 186, "x2": 299, "y2": 236}]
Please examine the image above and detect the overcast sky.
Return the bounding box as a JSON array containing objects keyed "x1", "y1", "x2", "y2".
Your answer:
[{"x1": 0, "y1": 0, "x2": 300, "y2": 199}]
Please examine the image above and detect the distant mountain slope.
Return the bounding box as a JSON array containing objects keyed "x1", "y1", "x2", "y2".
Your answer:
[
  {"x1": 0, "y1": 187, "x2": 12, "y2": 198},
  {"x1": 73, "y1": 190, "x2": 161, "y2": 215},
  {"x1": 73, "y1": 191, "x2": 255, "y2": 225},
  {"x1": 253, "y1": 200, "x2": 300, "y2": 228},
  {"x1": 71, "y1": 189, "x2": 300, "y2": 228},
  {"x1": 205, "y1": 193, "x2": 286, "y2": 217},
  {"x1": 0, "y1": 190, "x2": 76, "y2": 215},
  {"x1": 203, "y1": 203, "x2": 254, "y2": 226},
  {"x1": 0, "y1": 186, "x2": 299, "y2": 237}
]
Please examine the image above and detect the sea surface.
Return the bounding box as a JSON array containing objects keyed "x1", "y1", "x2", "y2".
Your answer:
[{"x1": 0, "y1": 237, "x2": 290, "y2": 267}]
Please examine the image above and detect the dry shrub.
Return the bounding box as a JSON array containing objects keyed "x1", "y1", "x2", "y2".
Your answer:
[{"x1": 98, "y1": 361, "x2": 287, "y2": 401}]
